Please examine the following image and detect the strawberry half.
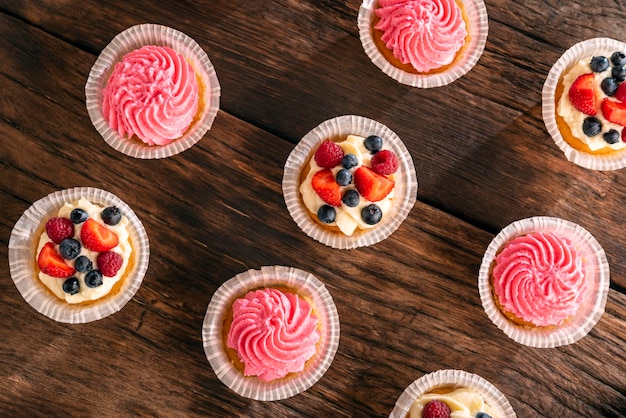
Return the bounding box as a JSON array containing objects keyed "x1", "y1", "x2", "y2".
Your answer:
[
  {"x1": 601, "y1": 98, "x2": 626, "y2": 127},
  {"x1": 37, "y1": 242, "x2": 75, "y2": 278},
  {"x1": 568, "y1": 73, "x2": 597, "y2": 116},
  {"x1": 354, "y1": 166, "x2": 394, "y2": 202},
  {"x1": 80, "y1": 218, "x2": 119, "y2": 252},
  {"x1": 311, "y1": 169, "x2": 342, "y2": 206}
]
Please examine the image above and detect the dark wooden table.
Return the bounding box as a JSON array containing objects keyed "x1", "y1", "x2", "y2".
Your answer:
[{"x1": 1, "y1": 1, "x2": 625, "y2": 417}]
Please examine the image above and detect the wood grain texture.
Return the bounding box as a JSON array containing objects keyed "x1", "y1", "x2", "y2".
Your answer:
[{"x1": 0, "y1": 1, "x2": 625, "y2": 417}]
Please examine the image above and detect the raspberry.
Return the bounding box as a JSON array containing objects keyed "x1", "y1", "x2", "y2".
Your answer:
[
  {"x1": 96, "y1": 251, "x2": 123, "y2": 277},
  {"x1": 422, "y1": 400, "x2": 451, "y2": 418},
  {"x1": 371, "y1": 149, "x2": 399, "y2": 175},
  {"x1": 45, "y1": 217, "x2": 75, "y2": 244},
  {"x1": 314, "y1": 140, "x2": 344, "y2": 168}
]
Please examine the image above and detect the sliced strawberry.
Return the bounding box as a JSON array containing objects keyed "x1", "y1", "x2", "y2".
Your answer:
[
  {"x1": 37, "y1": 242, "x2": 75, "y2": 278},
  {"x1": 354, "y1": 166, "x2": 394, "y2": 202},
  {"x1": 311, "y1": 169, "x2": 342, "y2": 206},
  {"x1": 80, "y1": 218, "x2": 119, "y2": 252},
  {"x1": 314, "y1": 140, "x2": 344, "y2": 168},
  {"x1": 601, "y1": 98, "x2": 626, "y2": 127},
  {"x1": 568, "y1": 73, "x2": 597, "y2": 116}
]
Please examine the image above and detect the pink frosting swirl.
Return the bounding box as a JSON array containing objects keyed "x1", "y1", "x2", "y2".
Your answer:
[
  {"x1": 374, "y1": 0, "x2": 467, "y2": 72},
  {"x1": 226, "y1": 288, "x2": 320, "y2": 382},
  {"x1": 492, "y1": 232, "x2": 587, "y2": 327},
  {"x1": 102, "y1": 45, "x2": 199, "y2": 146}
]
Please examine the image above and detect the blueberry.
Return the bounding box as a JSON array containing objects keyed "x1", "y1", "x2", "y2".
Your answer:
[
  {"x1": 603, "y1": 129, "x2": 620, "y2": 144},
  {"x1": 85, "y1": 270, "x2": 103, "y2": 288},
  {"x1": 341, "y1": 153, "x2": 358, "y2": 169},
  {"x1": 101, "y1": 206, "x2": 121, "y2": 226},
  {"x1": 612, "y1": 65, "x2": 626, "y2": 82},
  {"x1": 74, "y1": 255, "x2": 93, "y2": 272},
  {"x1": 475, "y1": 413, "x2": 492, "y2": 418},
  {"x1": 62, "y1": 277, "x2": 80, "y2": 295},
  {"x1": 601, "y1": 78, "x2": 619, "y2": 96},
  {"x1": 59, "y1": 238, "x2": 81, "y2": 260},
  {"x1": 342, "y1": 190, "x2": 360, "y2": 207},
  {"x1": 335, "y1": 169, "x2": 353, "y2": 186},
  {"x1": 317, "y1": 205, "x2": 336, "y2": 224},
  {"x1": 611, "y1": 51, "x2": 626, "y2": 66},
  {"x1": 70, "y1": 208, "x2": 88, "y2": 224},
  {"x1": 364, "y1": 135, "x2": 383, "y2": 153},
  {"x1": 582, "y1": 117, "x2": 602, "y2": 137},
  {"x1": 590, "y1": 55, "x2": 609, "y2": 72},
  {"x1": 361, "y1": 204, "x2": 382, "y2": 225}
]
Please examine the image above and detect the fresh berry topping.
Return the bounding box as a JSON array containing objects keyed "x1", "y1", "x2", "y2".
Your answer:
[
  {"x1": 364, "y1": 135, "x2": 383, "y2": 153},
  {"x1": 74, "y1": 255, "x2": 93, "y2": 273},
  {"x1": 314, "y1": 140, "x2": 344, "y2": 168},
  {"x1": 601, "y1": 98, "x2": 626, "y2": 127},
  {"x1": 582, "y1": 117, "x2": 602, "y2": 137},
  {"x1": 70, "y1": 208, "x2": 88, "y2": 224},
  {"x1": 62, "y1": 277, "x2": 80, "y2": 295},
  {"x1": 590, "y1": 56, "x2": 609, "y2": 72},
  {"x1": 317, "y1": 205, "x2": 336, "y2": 224},
  {"x1": 604, "y1": 129, "x2": 620, "y2": 144},
  {"x1": 601, "y1": 78, "x2": 619, "y2": 96},
  {"x1": 59, "y1": 238, "x2": 81, "y2": 260},
  {"x1": 615, "y1": 82, "x2": 626, "y2": 102},
  {"x1": 85, "y1": 270, "x2": 103, "y2": 288},
  {"x1": 568, "y1": 73, "x2": 597, "y2": 115},
  {"x1": 361, "y1": 204, "x2": 382, "y2": 225},
  {"x1": 612, "y1": 65, "x2": 626, "y2": 82},
  {"x1": 371, "y1": 149, "x2": 399, "y2": 175},
  {"x1": 611, "y1": 51, "x2": 626, "y2": 66},
  {"x1": 101, "y1": 206, "x2": 121, "y2": 226},
  {"x1": 336, "y1": 168, "x2": 353, "y2": 186},
  {"x1": 341, "y1": 153, "x2": 358, "y2": 169},
  {"x1": 422, "y1": 400, "x2": 451, "y2": 418},
  {"x1": 80, "y1": 218, "x2": 119, "y2": 252},
  {"x1": 37, "y1": 242, "x2": 75, "y2": 278},
  {"x1": 354, "y1": 166, "x2": 395, "y2": 202},
  {"x1": 475, "y1": 413, "x2": 492, "y2": 418},
  {"x1": 342, "y1": 189, "x2": 360, "y2": 207},
  {"x1": 97, "y1": 251, "x2": 124, "y2": 277},
  {"x1": 311, "y1": 169, "x2": 342, "y2": 206},
  {"x1": 45, "y1": 217, "x2": 75, "y2": 244}
]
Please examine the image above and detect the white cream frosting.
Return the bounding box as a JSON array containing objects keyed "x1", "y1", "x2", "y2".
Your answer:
[
  {"x1": 36, "y1": 198, "x2": 132, "y2": 304},
  {"x1": 408, "y1": 387, "x2": 501, "y2": 418}
]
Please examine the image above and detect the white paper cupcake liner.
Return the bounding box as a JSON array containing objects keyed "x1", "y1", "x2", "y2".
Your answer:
[
  {"x1": 8, "y1": 187, "x2": 150, "y2": 323},
  {"x1": 202, "y1": 266, "x2": 340, "y2": 401},
  {"x1": 86, "y1": 24, "x2": 221, "y2": 159},
  {"x1": 478, "y1": 216, "x2": 610, "y2": 348},
  {"x1": 390, "y1": 369, "x2": 516, "y2": 418},
  {"x1": 283, "y1": 115, "x2": 418, "y2": 249},
  {"x1": 358, "y1": 0, "x2": 489, "y2": 88},
  {"x1": 542, "y1": 37, "x2": 626, "y2": 170}
]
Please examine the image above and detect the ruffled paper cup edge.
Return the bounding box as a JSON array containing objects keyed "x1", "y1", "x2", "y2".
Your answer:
[
  {"x1": 86, "y1": 23, "x2": 221, "y2": 159},
  {"x1": 358, "y1": 0, "x2": 489, "y2": 88},
  {"x1": 478, "y1": 216, "x2": 610, "y2": 348},
  {"x1": 8, "y1": 187, "x2": 150, "y2": 324},
  {"x1": 282, "y1": 115, "x2": 418, "y2": 249},
  {"x1": 542, "y1": 37, "x2": 626, "y2": 170},
  {"x1": 201, "y1": 266, "x2": 340, "y2": 401},
  {"x1": 389, "y1": 369, "x2": 516, "y2": 418}
]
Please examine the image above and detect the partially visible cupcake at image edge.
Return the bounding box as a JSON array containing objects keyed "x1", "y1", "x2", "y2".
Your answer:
[
  {"x1": 478, "y1": 216, "x2": 610, "y2": 348},
  {"x1": 86, "y1": 24, "x2": 221, "y2": 159},
  {"x1": 358, "y1": 0, "x2": 489, "y2": 87},
  {"x1": 202, "y1": 266, "x2": 340, "y2": 401}
]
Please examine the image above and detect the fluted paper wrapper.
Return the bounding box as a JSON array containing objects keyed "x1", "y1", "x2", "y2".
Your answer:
[
  {"x1": 86, "y1": 24, "x2": 221, "y2": 159},
  {"x1": 542, "y1": 37, "x2": 626, "y2": 170},
  {"x1": 283, "y1": 115, "x2": 418, "y2": 249},
  {"x1": 358, "y1": 0, "x2": 489, "y2": 88},
  {"x1": 390, "y1": 369, "x2": 516, "y2": 418},
  {"x1": 8, "y1": 187, "x2": 150, "y2": 323},
  {"x1": 478, "y1": 216, "x2": 610, "y2": 348},
  {"x1": 202, "y1": 266, "x2": 340, "y2": 401}
]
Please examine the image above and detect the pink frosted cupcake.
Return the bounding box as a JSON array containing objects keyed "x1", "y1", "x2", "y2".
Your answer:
[
  {"x1": 86, "y1": 24, "x2": 220, "y2": 158},
  {"x1": 478, "y1": 216, "x2": 610, "y2": 347},
  {"x1": 202, "y1": 266, "x2": 340, "y2": 401},
  {"x1": 358, "y1": 0, "x2": 489, "y2": 87}
]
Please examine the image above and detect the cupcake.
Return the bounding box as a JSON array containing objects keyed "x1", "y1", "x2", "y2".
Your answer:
[
  {"x1": 543, "y1": 38, "x2": 626, "y2": 170},
  {"x1": 8, "y1": 187, "x2": 150, "y2": 323},
  {"x1": 202, "y1": 266, "x2": 340, "y2": 401},
  {"x1": 86, "y1": 24, "x2": 221, "y2": 159},
  {"x1": 283, "y1": 115, "x2": 417, "y2": 249},
  {"x1": 358, "y1": 0, "x2": 489, "y2": 87},
  {"x1": 478, "y1": 216, "x2": 610, "y2": 348},
  {"x1": 390, "y1": 369, "x2": 515, "y2": 418}
]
